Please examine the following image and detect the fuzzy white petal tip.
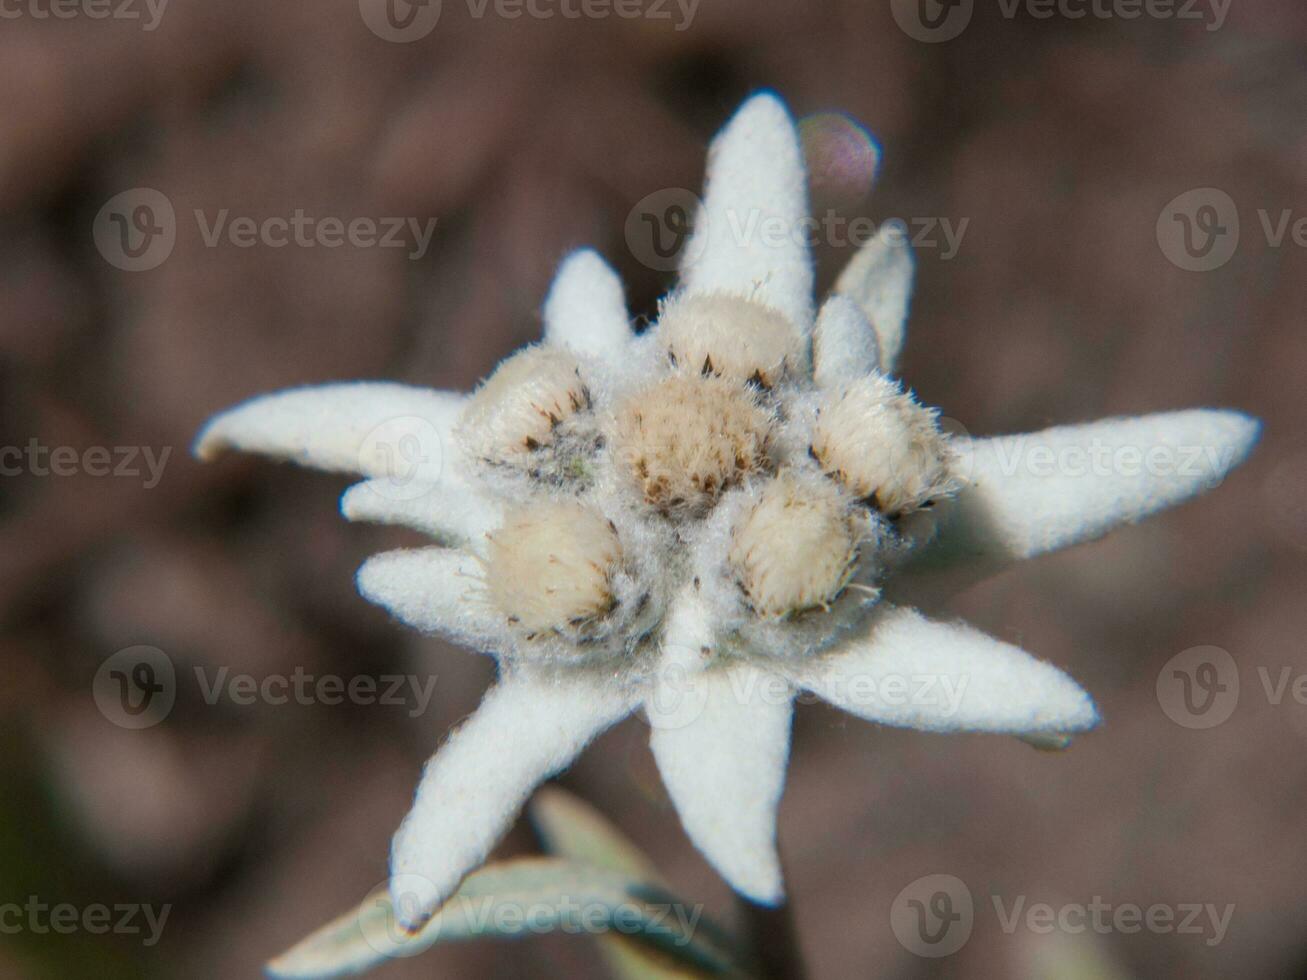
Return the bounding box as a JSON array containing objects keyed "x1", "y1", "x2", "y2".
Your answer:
[
  {"x1": 788, "y1": 606, "x2": 1099, "y2": 737},
  {"x1": 832, "y1": 224, "x2": 914, "y2": 374},
  {"x1": 919, "y1": 408, "x2": 1261, "y2": 574},
  {"x1": 340, "y1": 477, "x2": 502, "y2": 545},
  {"x1": 681, "y1": 91, "x2": 814, "y2": 330},
  {"x1": 356, "y1": 547, "x2": 492, "y2": 640},
  {"x1": 812, "y1": 294, "x2": 881, "y2": 387},
  {"x1": 388, "y1": 675, "x2": 635, "y2": 930},
  {"x1": 193, "y1": 382, "x2": 461, "y2": 483},
  {"x1": 542, "y1": 248, "x2": 633, "y2": 361},
  {"x1": 647, "y1": 660, "x2": 792, "y2": 905}
]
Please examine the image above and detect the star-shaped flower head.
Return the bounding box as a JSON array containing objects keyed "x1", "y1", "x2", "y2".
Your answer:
[{"x1": 196, "y1": 92, "x2": 1260, "y2": 928}]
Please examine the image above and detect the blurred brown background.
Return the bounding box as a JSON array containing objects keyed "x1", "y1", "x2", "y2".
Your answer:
[{"x1": 2, "y1": 0, "x2": 1306, "y2": 977}]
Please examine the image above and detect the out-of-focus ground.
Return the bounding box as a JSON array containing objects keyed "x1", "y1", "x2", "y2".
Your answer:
[{"x1": 2, "y1": 1, "x2": 1306, "y2": 977}]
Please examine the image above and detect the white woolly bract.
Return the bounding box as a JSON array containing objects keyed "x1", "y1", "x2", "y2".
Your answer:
[
  {"x1": 811, "y1": 374, "x2": 957, "y2": 517},
  {"x1": 657, "y1": 292, "x2": 803, "y2": 387},
  {"x1": 729, "y1": 470, "x2": 859, "y2": 618},
  {"x1": 610, "y1": 374, "x2": 774, "y2": 518},
  {"x1": 485, "y1": 502, "x2": 622, "y2": 637},
  {"x1": 457, "y1": 345, "x2": 590, "y2": 466}
]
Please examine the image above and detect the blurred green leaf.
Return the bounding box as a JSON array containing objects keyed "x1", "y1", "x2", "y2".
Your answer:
[
  {"x1": 530, "y1": 786, "x2": 662, "y2": 882},
  {"x1": 1021, "y1": 930, "x2": 1136, "y2": 980},
  {"x1": 267, "y1": 856, "x2": 746, "y2": 979},
  {"x1": 530, "y1": 787, "x2": 749, "y2": 980}
]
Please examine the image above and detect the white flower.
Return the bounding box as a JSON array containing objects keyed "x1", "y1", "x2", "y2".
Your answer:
[{"x1": 195, "y1": 93, "x2": 1260, "y2": 927}]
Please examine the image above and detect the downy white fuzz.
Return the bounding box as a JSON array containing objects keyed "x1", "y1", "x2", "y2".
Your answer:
[
  {"x1": 458, "y1": 345, "x2": 590, "y2": 468},
  {"x1": 658, "y1": 292, "x2": 803, "y2": 387},
  {"x1": 730, "y1": 470, "x2": 860, "y2": 618},
  {"x1": 612, "y1": 374, "x2": 774, "y2": 518},
  {"x1": 811, "y1": 373, "x2": 955, "y2": 517},
  {"x1": 485, "y1": 502, "x2": 621, "y2": 639},
  {"x1": 198, "y1": 92, "x2": 1258, "y2": 934}
]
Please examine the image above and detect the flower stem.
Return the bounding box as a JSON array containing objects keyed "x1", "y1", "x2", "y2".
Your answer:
[{"x1": 737, "y1": 893, "x2": 806, "y2": 980}]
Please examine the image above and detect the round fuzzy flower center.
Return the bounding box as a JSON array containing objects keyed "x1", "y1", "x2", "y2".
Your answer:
[
  {"x1": 485, "y1": 502, "x2": 621, "y2": 637},
  {"x1": 810, "y1": 375, "x2": 955, "y2": 518},
  {"x1": 730, "y1": 470, "x2": 861, "y2": 618},
  {"x1": 658, "y1": 293, "x2": 802, "y2": 387},
  {"x1": 612, "y1": 374, "x2": 774, "y2": 518},
  {"x1": 459, "y1": 345, "x2": 590, "y2": 466}
]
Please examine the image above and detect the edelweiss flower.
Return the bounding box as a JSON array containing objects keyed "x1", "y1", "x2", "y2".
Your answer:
[{"x1": 195, "y1": 93, "x2": 1259, "y2": 928}]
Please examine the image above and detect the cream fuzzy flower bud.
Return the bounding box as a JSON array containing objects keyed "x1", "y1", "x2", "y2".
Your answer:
[
  {"x1": 458, "y1": 345, "x2": 590, "y2": 466},
  {"x1": 730, "y1": 470, "x2": 860, "y2": 618},
  {"x1": 612, "y1": 374, "x2": 773, "y2": 518},
  {"x1": 810, "y1": 374, "x2": 955, "y2": 517},
  {"x1": 657, "y1": 293, "x2": 802, "y2": 387},
  {"x1": 484, "y1": 502, "x2": 622, "y2": 637}
]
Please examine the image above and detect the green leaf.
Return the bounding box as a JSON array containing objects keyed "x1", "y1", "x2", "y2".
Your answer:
[
  {"x1": 266, "y1": 857, "x2": 744, "y2": 979},
  {"x1": 530, "y1": 787, "x2": 749, "y2": 980},
  {"x1": 530, "y1": 786, "x2": 662, "y2": 883}
]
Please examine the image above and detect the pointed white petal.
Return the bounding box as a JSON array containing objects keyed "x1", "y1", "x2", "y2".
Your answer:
[
  {"x1": 812, "y1": 294, "x2": 880, "y2": 388},
  {"x1": 681, "y1": 93, "x2": 814, "y2": 330},
  {"x1": 356, "y1": 547, "x2": 499, "y2": 646},
  {"x1": 785, "y1": 605, "x2": 1098, "y2": 736},
  {"x1": 194, "y1": 383, "x2": 463, "y2": 482},
  {"x1": 646, "y1": 659, "x2": 793, "y2": 905},
  {"x1": 917, "y1": 410, "x2": 1261, "y2": 572},
  {"x1": 542, "y1": 249, "x2": 633, "y2": 362},
  {"x1": 390, "y1": 672, "x2": 637, "y2": 929},
  {"x1": 832, "y1": 224, "x2": 913, "y2": 373},
  {"x1": 341, "y1": 477, "x2": 502, "y2": 547}
]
